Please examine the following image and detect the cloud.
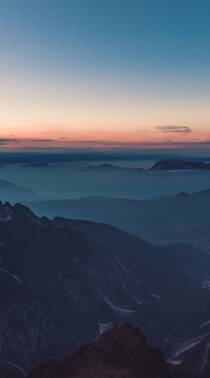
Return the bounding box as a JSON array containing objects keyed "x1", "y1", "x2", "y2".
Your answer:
[
  {"x1": 0, "y1": 138, "x2": 18, "y2": 142},
  {"x1": 0, "y1": 137, "x2": 55, "y2": 145},
  {"x1": 157, "y1": 126, "x2": 192, "y2": 133}
]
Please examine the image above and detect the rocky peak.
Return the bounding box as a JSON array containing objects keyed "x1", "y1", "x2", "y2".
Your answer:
[
  {"x1": 0, "y1": 201, "x2": 41, "y2": 225},
  {"x1": 0, "y1": 201, "x2": 14, "y2": 222},
  {"x1": 95, "y1": 323, "x2": 147, "y2": 361},
  {"x1": 28, "y1": 323, "x2": 176, "y2": 378}
]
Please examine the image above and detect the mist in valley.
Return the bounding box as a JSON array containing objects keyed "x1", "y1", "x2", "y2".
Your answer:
[{"x1": 1, "y1": 159, "x2": 210, "y2": 203}]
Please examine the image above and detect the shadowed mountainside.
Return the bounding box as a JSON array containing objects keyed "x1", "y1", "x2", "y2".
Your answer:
[
  {"x1": 29, "y1": 188, "x2": 210, "y2": 252},
  {"x1": 1, "y1": 202, "x2": 210, "y2": 375}
]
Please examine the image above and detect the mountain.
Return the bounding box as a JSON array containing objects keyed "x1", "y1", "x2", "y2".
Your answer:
[
  {"x1": 27, "y1": 323, "x2": 176, "y2": 378},
  {"x1": 1, "y1": 202, "x2": 210, "y2": 376},
  {"x1": 86, "y1": 163, "x2": 130, "y2": 171},
  {"x1": 0, "y1": 180, "x2": 38, "y2": 203},
  {"x1": 29, "y1": 188, "x2": 210, "y2": 252},
  {"x1": 150, "y1": 159, "x2": 210, "y2": 171},
  {"x1": 85, "y1": 164, "x2": 145, "y2": 172},
  {"x1": 21, "y1": 162, "x2": 50, "y2": 168},
  {"x1": 85, "y1": 160, "x2": 210, "y2": 172}
]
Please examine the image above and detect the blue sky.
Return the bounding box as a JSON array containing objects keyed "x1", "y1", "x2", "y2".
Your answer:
[
  {"x1": 0, "y1": 0, "x2": 209, "y2": 150},
  {"x1": 1, "y1": 0, "x2": 210, "y2": 75}
]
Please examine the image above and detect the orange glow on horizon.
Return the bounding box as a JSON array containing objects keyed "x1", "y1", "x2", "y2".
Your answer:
[{"x1": 0, "y1": 128, "x2": 209, "y2": 151}]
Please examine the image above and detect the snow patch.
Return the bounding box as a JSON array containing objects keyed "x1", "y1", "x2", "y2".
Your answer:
[
  {"x1": 134, "y1": 296, "x2": 148, "y2": 305},
  {"x1": 200, "y1": 320, "x2": 210, "y2": 329},
  {"x1": 172, "y1": 334, "x2": 208, "y2": 360},
  {"x1": 0, "y1": 267, "x2": 24, "y2": 284},
  {"x1": 167, "y1": 359, "x2": 182, "y2": 366},
  {"x1": 5, "y1": 360, "x2": 27, "y2": 376},
  {"x1": 202, "y1": 276, "x2": 210, "y2": 290},
  {"x1": 102, "y1": 294, "x2": 135, "y2": 316},
  {"x1": 150, "y1": 293, "x2": 161, "y2": 299},
  {"x1": 98, "y1": 323, "x2": 112, "y2": 335}
]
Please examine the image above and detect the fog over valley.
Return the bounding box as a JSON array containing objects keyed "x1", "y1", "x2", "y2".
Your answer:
[{"x1": 1, "y1": 157, "x2": 210, "y2": 202}]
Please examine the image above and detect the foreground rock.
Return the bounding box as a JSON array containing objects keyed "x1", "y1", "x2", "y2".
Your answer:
[
  {"x1": 27, "y1": 323, "x2": 176, "y2": 378},
  {"x1": 1, "y1": 202, "x2": 210, "y2": 376}
]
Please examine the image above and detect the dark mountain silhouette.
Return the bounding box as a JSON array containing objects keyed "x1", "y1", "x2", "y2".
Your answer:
[
  {"x1": 27, "y1": 323, "x2": 177, "y2": 378},
  {"x1": 21, "y1": 162, "x2": 50, "y2": 168},
  {"x1": 85, "y1": 163, "x2": 145, "y2": 172},
  {"x1": 150, "y1": 159, "x2": 210, "y2": 171},
  {"x1": 85, "y1": 159, "x2": 210, "y2": 172},
  {"x1": 86, "y1": 163, "x2": 130, "y2": 171},
  {"x1": 29, "y1": 188, "x2": 210, "y2": 252},
  {"x1": 0, "y1": 202, "x2": 210, "y2": 376}
]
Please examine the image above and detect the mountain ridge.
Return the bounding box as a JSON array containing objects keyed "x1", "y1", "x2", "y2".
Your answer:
[
  {"x1": 150, "y1": 159, "x2": 210, "y2": 171},
  {"x1": 0, "y1": 201, "x2": 210, "y2": 375},
  {"x1": 28, "y1": 187, "x2": 210, "y2": 252},
  {"x1": 27, "y1": 323, "x2": 177, "y2": 378}
]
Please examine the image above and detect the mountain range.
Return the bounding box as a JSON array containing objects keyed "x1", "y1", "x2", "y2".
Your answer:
[
  {"x1": 29, "y1": 188, "x2": 210, "y2": 252},
  {"x1": 150, "y1": 159, "x2": 210, "y2": 171},
  {"x1": 83, "y1": 159, "x2": 210, "y2": 172},
  {"x1": 1, "y1": 202, "x2": 210, "y2": 376}
]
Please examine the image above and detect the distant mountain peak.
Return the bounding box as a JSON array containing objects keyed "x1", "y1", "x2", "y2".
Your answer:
[
  {"x1": 87, "y1": 163, "x2": 127, "y2": 171},
  {"x1": 150, "y1": 159, "x2": 210, "y2": 171},
  {"x1": 22, "y1": 161, "x2": 50, "y2": 168},
  {"x1": 174, "y1": 191, "x2": 190, "y2": 198}
]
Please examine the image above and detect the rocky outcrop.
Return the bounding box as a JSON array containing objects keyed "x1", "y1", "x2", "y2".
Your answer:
[{"x1": 28, "y1": 323, "x2": 176, "y2": 378}]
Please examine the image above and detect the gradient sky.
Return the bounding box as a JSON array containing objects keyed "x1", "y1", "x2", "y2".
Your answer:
[{"x1": 0, "y1": 0, "x2": 210, "y2": 151}]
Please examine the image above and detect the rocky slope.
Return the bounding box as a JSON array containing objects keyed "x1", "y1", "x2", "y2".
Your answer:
[
  {"x1": 0, "y1": 202, "x2": 210, "y2": 376},
  {"x1": 9, "y1": 323, "x2": 210, "y2": 378},
  {"x1": 29, "y1": 188, "x2": 210, "y2": 252},
  {"x1": 27, "y1": 323, "x2": 177, "y2": 378}
]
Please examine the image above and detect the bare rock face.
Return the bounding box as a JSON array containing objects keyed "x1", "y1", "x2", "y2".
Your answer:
[{"x1": 27, "y1": 323, "x2": 176, "y2": 378}]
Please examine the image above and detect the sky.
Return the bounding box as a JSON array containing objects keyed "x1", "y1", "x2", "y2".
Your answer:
[{"x1": 0, "y1": 0, "x2": 209, "y2": 152}]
